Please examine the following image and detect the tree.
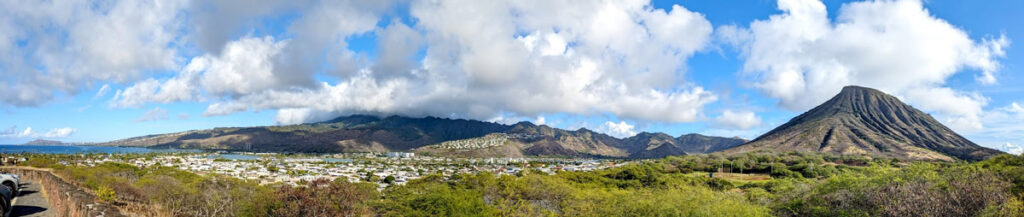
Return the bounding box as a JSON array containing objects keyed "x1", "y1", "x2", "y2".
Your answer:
[{"x1": 364, "y1": 172, "x2": 380, "y2": 182}]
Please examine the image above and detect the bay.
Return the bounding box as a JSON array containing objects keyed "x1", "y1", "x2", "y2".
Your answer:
[{"x1": 0, "y1": 144, "x2": 199, "y2": 154}]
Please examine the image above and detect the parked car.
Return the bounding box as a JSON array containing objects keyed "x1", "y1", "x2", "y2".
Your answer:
[
  {"x1": 0, "y1": 184, "x2": 11, "y2": 217},
  {"x1": 0, "y1": 173, "x2": 18, "y2": 195}
]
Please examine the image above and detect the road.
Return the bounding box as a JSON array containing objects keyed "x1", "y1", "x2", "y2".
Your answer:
[{"x1": 10, "y1": 179, "x2": 51, "y2": 217}]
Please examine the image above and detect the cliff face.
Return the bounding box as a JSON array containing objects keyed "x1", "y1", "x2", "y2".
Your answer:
[{"x1": 728, "y1": 86, "x2": 1001, "y2": 161}]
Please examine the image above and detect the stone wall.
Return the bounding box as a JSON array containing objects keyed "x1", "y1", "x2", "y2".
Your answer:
[{"x1": 0, "y1": 167, "x2": 124, "y2": 217}]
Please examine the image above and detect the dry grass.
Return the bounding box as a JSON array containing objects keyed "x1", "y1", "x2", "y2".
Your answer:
[{"x1": 119, "y1": 202, "x2": 173, "y2": 217}]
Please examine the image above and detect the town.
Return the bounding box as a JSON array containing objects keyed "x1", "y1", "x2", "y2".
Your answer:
[{"x1": 64, "y1": 152, "x2": 625, "y2": 189}]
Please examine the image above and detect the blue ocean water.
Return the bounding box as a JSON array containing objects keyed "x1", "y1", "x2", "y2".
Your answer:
[{"x1": 0, "y1": 145, "x2": 199, "y2": 154}]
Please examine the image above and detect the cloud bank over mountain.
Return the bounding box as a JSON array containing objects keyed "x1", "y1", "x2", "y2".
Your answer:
[{"x1": 94, "y1": 0, "x2": 720, "y2": 125}]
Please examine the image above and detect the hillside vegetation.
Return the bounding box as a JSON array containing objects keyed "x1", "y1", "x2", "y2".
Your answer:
[{"x1": 14, "y1": 152, "x2": 1024, "y2": 217}]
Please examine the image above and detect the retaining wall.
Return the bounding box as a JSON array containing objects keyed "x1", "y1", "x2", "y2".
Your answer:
[{"x1": 0, "y1": 167, "x2": 124, "y2": 217}]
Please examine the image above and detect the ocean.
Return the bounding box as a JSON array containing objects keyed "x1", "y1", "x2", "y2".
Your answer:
[{"x1": 0, "y1": 144, "x2": 199, "y2": 154}]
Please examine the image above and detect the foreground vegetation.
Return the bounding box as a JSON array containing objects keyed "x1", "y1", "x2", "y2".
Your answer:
[{"x1": 10, "y1": 152, "x2": 1024, "y2": 217}]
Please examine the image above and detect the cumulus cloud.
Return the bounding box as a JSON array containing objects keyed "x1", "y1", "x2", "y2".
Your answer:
[
  {"x1": 962, "y1": 102, "x2": 1024, "y2": 151},
  {"x1": 713, "y1": 110, "x2": 763, "y2": 130},
  {"x1": 1002, "y1": 143, "x2": 1024, "y2": 155},
  {"x1": 43, "y1": 128, "x2": 76, "y2": 138},
  {"x1": 0, "y1": 126, "x2": 76, "y2": 138},
  {"x1": 0, "y1": 126, "x2": 30, "y2": 137},
  {"x1": 725, "y1": 0, "x2": 1008, "y2": 131},
  {"x1": 598, "y1": 121, "x2": 639, "y2": 138},
  {"x1": 535, "y1": 116, "x2": 547, "y2": 126},
  {"x1": 110, "y1": 0, "x2": 719, "y2": 125},
  {"x1": 0, "y1": 0, "x2": 187, "y2": 107},
  {"x1": 1009, "y1": 103, "x2": 1024, "y2": 114},
  {"x1": 18, "y1": 127, "x2": 32, "y2": 137},
  {"x1": 136, "y1": 107, "x2": 171, "y2": 122},
  {"x1": 112, "y1": 37, "x2": 288, "y2": 108}
]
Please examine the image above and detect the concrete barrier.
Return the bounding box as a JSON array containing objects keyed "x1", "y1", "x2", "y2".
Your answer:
[{"x1": 0, "y1": 167, "x2": 125, "y2": 217}]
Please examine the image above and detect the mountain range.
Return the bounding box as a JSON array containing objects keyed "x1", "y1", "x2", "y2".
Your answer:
[
  {"x1": 96, "y1": 85, "x2": 1002, "y2": 161},
  {"x1": 97, "y1": 115, "x2": 746, "y2": 159}
]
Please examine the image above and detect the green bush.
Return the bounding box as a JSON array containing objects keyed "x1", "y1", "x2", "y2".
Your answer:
[
  {"x1": 770, "y1": 168, "x2": 803, "y2": 179},
  {"x1": 95, "y1": 185, "x2": 116, "y2": 202},
  {"x1": 706, "y1": 177, "x2": 735, "y2": 191}
]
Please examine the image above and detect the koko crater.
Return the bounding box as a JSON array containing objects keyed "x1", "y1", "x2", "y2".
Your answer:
[
  {"x1": 728, "y1": 86, "x2": 1000, "y2": 161},
  {"x1": 98, "y1": 86, "x2": 1001, "y2": 161}
]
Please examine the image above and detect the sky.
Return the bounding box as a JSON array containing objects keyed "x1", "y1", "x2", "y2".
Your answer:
[{"x1": 0, "y1": 0, "x2": 1022, "y2": 154}]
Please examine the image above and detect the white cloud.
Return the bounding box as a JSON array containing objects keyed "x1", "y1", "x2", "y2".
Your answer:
[
  {"x1": 112, "y1": 36, "x2": 287, "y2": 108},
  {"x1": 111, "y1": 0, "x2": 719, "y2": 125},
  {"x1": 959, "y1": 102, "x2": 1024, "y2": 152},
  {"x1": 0, "y1": 0, "x2": 187, "y2": 106},
  {"x1": 198, "y1": 37, "x2": 291, "y2": 97},
  {"x1": 43, "y1": 128, "x2": 76, "y2": 138},
  {"x1": 726, "y1": 0, "x2": 1008, "y2": 131},
  {"x1": 18, "y1": 127, "x2": 32, "y2": 137},
  {"x1": 373, "y1": 20, "x2": 424, "y2": 79},
  {"x1": 135, "y1": 107, "x2": 170, "y2": 122},
  {"x1": 598, "y1": 121, "x2": 638, "y2": 138},
  {"x1": 1001, "y1": 143, "x2": 1023, "y2": 155},
  {"x1": 1009, "y1": 103, "x2": 1024, "y2": 114},
  {"x1": 903, "y1": 87, "x2": 988, "y2": 131},
  {"x1": 94, "y1": 84, "x2": 111, "y2": 99},
  {"x1": 713, "y1": 110, "x2": 763, "y2": 130},
  {"x1": 0, "y1": 126, "x2": 76, "y2": 138}
]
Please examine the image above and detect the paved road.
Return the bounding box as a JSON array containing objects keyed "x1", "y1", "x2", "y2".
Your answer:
[{"x1": 10, "y1": 179, "x2": 52, "y2": 217}]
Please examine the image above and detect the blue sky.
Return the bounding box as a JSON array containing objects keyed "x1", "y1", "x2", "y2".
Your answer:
[{"x1": 0, "y1": 0, "x2": 1022, "y2": 154}]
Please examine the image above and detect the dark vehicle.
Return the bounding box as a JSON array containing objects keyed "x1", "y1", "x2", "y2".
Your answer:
[{"x1": 0, "y1": 184, "x2": 11, "y2": 217}]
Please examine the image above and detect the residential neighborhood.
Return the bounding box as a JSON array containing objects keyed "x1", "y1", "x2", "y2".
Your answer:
[{"x1": 70, "y1": 152, "x2": 623, "y2": 189}]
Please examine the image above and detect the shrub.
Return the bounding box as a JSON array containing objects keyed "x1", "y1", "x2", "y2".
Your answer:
[
  {"x1": 706, "y1": 177, "x2": 735, "y2": 191},
  {"x1": 96, "y1": 185, "x2": 116, "y2": 202}
]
